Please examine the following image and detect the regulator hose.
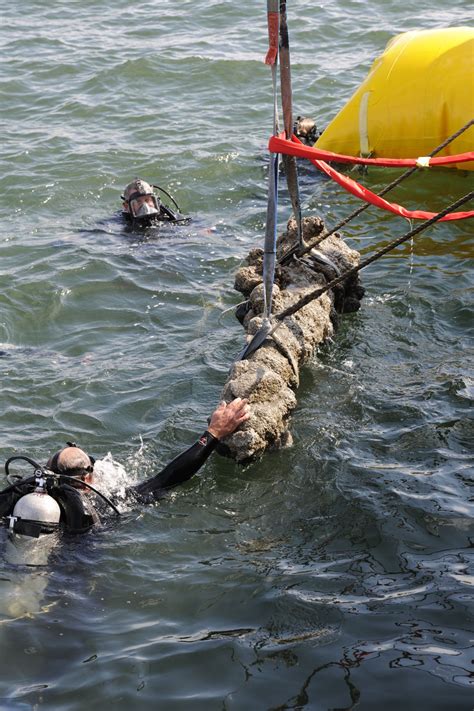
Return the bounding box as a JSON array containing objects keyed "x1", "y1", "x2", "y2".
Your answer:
[
  {"x1": 152, "y1": 183, "x2": 181, "y2": 213},
  {"x1": 2, "y1": 455, "x2": 121, "y2": 516}
]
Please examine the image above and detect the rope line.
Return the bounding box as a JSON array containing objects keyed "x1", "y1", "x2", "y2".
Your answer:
[
  {"x1": 273, "y1": 190, "x2": 473, "y2": 324},
  {"x1": 279, "y1": 117, "x2": 474, "y2": 264},
  {"x1": 279, "y1": 0, "x2": 303, "y2": 249},
  {"x1": 262, "y1": 0, "x2": 280, "y2": 322},
  {"x1": 269, "y1": 130, "x2": 474, "y2": 167},
  {"x1": 307, "y1": 154, "x2": 474, "y2": 221}
]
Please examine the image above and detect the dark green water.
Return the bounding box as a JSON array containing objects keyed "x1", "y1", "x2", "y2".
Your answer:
[{"x1": 0, "y1": 2, "x2": 473, "y2": 709}]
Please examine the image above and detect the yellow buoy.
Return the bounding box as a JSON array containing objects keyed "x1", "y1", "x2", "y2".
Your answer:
[{"x1": 314, "y1": 27, "x2": 474, "y2": 169}]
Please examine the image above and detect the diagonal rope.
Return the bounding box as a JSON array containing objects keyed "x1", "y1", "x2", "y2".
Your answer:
[
  {"x1": 279, "y1": 117, "x2": 474, "y2": 264},
  {"x1": 237, "y1": 190, "x2": 472, "y2": 360},
  {"x1": 274, "y1": 190, "x2": 473, "y2": 323}
]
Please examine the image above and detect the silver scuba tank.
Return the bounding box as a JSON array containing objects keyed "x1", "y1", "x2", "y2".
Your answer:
[
  {"x1": 8, "y1": 478, "x2": 61, "y2": 538},
  {"x1": 12, "y1": 490, "x2": 61, "y2": 528}
]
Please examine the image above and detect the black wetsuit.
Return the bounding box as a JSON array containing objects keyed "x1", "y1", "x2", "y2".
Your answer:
[
  {"x1": 130, "y1": 430, "x2": 218, "y2": 501},
  {"x1": 0, "y1": 431, "x2": 218, "y2": 535}
]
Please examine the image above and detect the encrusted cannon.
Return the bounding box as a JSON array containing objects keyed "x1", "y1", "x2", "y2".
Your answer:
[{"x1": 218, "y1": 216, "x2": 364, "y2": 461}]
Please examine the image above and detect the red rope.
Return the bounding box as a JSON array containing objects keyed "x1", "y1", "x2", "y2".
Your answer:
[
  {"x1": 269, "y1": 134, "x2": 474, "y2": 221},
  {"x1": 269, "y1": 134, "x2": 474, "y2": 168}
]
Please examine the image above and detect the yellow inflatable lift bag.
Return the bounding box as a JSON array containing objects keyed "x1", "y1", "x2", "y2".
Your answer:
[{"x1": 314, "y1": 27, "x2": 474, "y2": 169}]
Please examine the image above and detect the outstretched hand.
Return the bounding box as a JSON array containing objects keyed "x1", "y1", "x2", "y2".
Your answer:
[{"x1": 207, "y1": 398, "x2": 250, "y2": 440}]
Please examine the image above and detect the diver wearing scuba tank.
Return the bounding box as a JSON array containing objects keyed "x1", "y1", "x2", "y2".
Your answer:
[{"x1": 0, "y1": 398, "x2": 250, "y2": 537}]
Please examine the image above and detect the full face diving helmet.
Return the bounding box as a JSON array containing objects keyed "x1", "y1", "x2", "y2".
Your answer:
[{"x1": 122, "y1": 179, "x2": 160, "y2": 222}]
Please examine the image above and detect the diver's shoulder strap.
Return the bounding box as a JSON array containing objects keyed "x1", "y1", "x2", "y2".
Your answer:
[{"x1": 53, "y1": 484, "x2": 97, "y2": 534}]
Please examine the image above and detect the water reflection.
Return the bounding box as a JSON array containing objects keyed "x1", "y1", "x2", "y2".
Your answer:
[{"x1": 0, "y1": 532, "x2": 59, "y2": 623}]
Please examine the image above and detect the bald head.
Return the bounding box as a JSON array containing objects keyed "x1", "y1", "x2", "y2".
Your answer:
[{"x1": 47, "y1": 446, "x2": 93, "y2": 477}]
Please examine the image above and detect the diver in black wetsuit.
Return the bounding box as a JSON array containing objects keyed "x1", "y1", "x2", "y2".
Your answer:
[{"x1": 0, "y1": 398, "x2": 250, "y2": 536}]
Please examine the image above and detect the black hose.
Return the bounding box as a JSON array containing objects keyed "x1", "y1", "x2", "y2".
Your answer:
[
  {"x1": 5, "y1": 455, "x2": 43, "y2": 491},
  {"x1": 152, "y1": 184, "x2": 181, "y2": 213},
  {"x1": 55, "y1": 474, "x2": 121, "y2": 516},
  {"x1": 2, "y1": 455, "x2": 121, "y2": 516},
  {"x1": 5, "y1": 455, "x2": 42, "y2": 477}
]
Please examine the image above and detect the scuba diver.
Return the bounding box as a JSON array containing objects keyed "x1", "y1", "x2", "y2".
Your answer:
[
  {"x1": 0, "y1": 398, "x2": 249, "y2": 539},
  {"x1": 121, "y1": 178, "x2": 189, "y2": 228},
  {"x1": 293, "y1": 116, "x2": 321, "y2": 146}
]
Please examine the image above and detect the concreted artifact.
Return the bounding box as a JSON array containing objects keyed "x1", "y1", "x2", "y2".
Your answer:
[{"x1": 219, "y1": 215, "x2": 364, "y2": 462}]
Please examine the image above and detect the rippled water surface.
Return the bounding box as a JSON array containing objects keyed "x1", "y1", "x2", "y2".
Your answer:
[{"x1": 1, "y1": 1, "x2": 473, "y2": 709}]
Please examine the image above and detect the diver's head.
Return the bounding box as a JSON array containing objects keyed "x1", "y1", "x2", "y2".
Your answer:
[
  {"x1": 46, "y1": 442, "x2": 95, "y2": 485},
  {"x1": 294, "y1": 116, "x2": 320, "y2": 146},
  {"x1": 121, "y1": 179, "x2": 160, "y2": 224}
]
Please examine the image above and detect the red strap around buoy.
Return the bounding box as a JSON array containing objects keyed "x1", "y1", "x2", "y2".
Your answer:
[{"x1": 268, "y1": 134, "x2": 474, "y2": 221}]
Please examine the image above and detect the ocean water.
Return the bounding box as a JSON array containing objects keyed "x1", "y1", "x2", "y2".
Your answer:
[{"x1": 0, "y1": 1, "x2": 473, "y2": 709}]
